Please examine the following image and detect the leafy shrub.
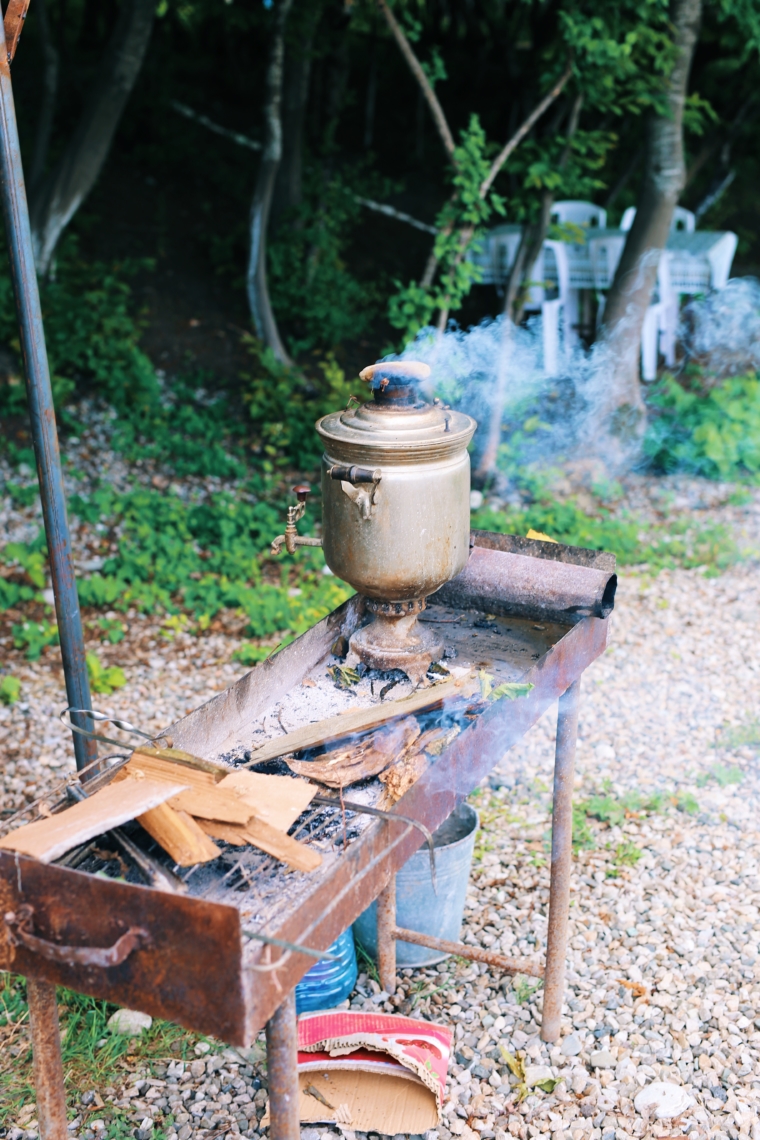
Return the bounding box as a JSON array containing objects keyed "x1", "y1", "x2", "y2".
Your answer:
[
  {"x1": 0, "y1": 237, "x2": 159, "y2": 418},
  {"x1": 644, "y1": 371, "x2": 760, "y2": 481},
  {"x1": 12, "y1": 619, "x2": 59, "y2": 660},
  {"x1": 242, "y1": 345, "x2": 364, "y2": 468},
  {"x1": 0, "y1": 675, "x2": 20, "y2": 705},
  {"x1": 86, "y1": 652, "x2": 127, "y2": 695}
]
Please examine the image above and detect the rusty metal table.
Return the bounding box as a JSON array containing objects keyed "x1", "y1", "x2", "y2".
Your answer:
[{"x1": 1, "y1": 532, "x2": 615, "y2": 1140}]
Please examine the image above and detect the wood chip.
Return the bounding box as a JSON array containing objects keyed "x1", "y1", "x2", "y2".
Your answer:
[
  {"x1": 137, "y1": 803, "x2": 221, "y2": 866},
  {"x1": 287, "y1": 717, "x2": 420, "y2": 789},
  {"x1": 246, "y1": 672, "x2": 477, "y2": 767},
  {"x1": 115, "y1": 762, "x2": 253, "y2": 824},
  {"x1": 0, "y1": 780, "x2": 188, "y2": 864},
  {"x1": 377, "y1": 750, "x2": 428, "y2": 810},
  {"x1": 217, "y1": 770, "x2": 316, "y2": 832},
  {"x1": 196, "y1": 817, "x2": 322, "y2": 872}
]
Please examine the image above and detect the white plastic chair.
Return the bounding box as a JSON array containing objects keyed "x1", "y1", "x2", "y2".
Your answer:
[
  {"x1": 620, "y1": 205, "x2": 696, "y2": 234},
  {"x1": 589, "y1": 234, "x2": 626, "y2": 323},
  {"x1": 551, "y1": 201, "x2": 607, "y2": 230},
  {"x1": 706, "y1": 232, "x2": 738, "y2": 289},
  {"x1": 641, "y1": 252, "x2": 676, "y2": 380},
  {"x1": 538, "y1": 240, "x2": 572, "y2": 376}
]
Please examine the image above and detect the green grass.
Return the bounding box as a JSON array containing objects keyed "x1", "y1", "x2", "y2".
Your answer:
[
  {"x1": 471, "y1": 496, "x2": 740, "y2": 575},
  {"x1": 696, "y1": 763, "x2": 744, "y2": 788},
  {"x1": 0, "y1": 975, "x2": 203, "y2": 1125}
]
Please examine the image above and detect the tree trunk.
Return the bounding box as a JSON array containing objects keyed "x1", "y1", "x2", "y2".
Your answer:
[
  {"x1": 272, "y1": 3, "x2": 318, "y2": 228},
  {"x1": 29, "y1": 0, "x2": 60, "y2": 197},
  {"x1": 599, "y1": 0, "x2": 702, "y2": 424},
  {"x1": 246, "y1": 0, "x2": 294, "y2": 366},
  {"x1": 30, "y1": 0, "x2": 156, "y2": 277}
]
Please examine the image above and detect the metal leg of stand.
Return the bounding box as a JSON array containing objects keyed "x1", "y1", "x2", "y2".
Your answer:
[
  {"x1": 376, "y1": 875, "x2": 397, "y2": 996},
  {"x1": 541, "y1": 677, "x2": 581, "y2": 1043},
  {"x1": 265, "y1": 990, "x2": 299, "y2": 1140},
  {"x1": 27, "y1": 977, "x2": 67, "y2": 1140}
]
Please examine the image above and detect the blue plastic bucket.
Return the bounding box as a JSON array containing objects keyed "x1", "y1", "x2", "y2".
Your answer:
[
  {"x1": 295, "y1": 927, "x2": 358, "y2": 1014},
  {"x1": 353, "y1": 802, "x2": 479, "y2": 967}
]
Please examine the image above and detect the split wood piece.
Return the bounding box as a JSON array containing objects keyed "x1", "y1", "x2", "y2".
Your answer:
[
  {"x1": 217, "y1": 770, "x2": 316, "y2": 832},
  {"x1": 377, "y1": 750, "x2": 428, "y2": 810},
  {"x1": 114, "y1": 761, "x2": 252, "y2": 825},
  {"x1": 287, "y1": 718, "x2": 421, "y2": 790},
  {"x1": 393, "y1": 926, "x2": 544, "y2": 978},
  {"x1": 197, "y1": 817, "x2": 322, "y2": 873},
  {"x1": 0, "y1": 780, "x2": 188, "y2": 864},
  {"x1": 137, "y1": 803, "x2": 221, "y2": 866},
  {"x1": 127, "y1": 749, "x2": 228, "y2": 784},
  {"x1": 246, "y1": 672, "x2": 479, "y2": 768}
]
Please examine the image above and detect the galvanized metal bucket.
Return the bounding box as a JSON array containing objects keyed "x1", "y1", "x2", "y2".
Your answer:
[{"x1": 353, "y1": 802, "x2": 479, "y2": 967}]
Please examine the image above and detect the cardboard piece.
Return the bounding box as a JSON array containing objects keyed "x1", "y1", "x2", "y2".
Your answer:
[
  {"x1": 265, "y1": 1010, "x2": 452, "y2": 1133},
  {"x1": 0, "y1": 779, "x2": 188, "y2": 863},
  {"x1": 217, "y1": 770, "x2": 316, "y2": 832}
]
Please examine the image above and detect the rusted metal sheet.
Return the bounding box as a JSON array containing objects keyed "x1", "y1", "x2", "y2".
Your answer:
[
  {"x1": 541, "y1": 678, "x2": 581, "y2": 1042},
  {"x1": 392, "y1": 927, "x2": 543, "y2": 979},
  {"x1": 0, "y1": 12, "x2": 95, "y2": 770},
  {"x1": 0, "y1": 852, "x2": 247, "y2": 1044},
  {"x1": 470, "y1": 529, "x2": 616, "y2": 572},
  {"x1": 241, "y1": 615, "x2": 609, "y2": 1035},
  {"x1": 265, "y1": 993, "x2": 299, "y2": 1140},
  {"x1": 436, "y1": 544, "x2": 617, "y2": 625},
  {"x1": 27, "y1": 978, "x2": 67, "y2": 1140},
  {"x1": 167, "y1": 595, "x2": 365, "y2": 758}
]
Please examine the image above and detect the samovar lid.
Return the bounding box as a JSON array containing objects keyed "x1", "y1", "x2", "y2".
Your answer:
[{"x1": 317, "y1": 360, "x2": 476, "y2": 448}]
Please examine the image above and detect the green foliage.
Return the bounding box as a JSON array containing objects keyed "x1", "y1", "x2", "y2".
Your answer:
[
  {"x1": 12, "y1": 619, "x2": 59, "y2": 660},
  {"x1": 388, "y1": 115, "x2": 505, "y2": 340},
  {"x1": 696, "y1": 763, "x2": 744, "y2": 787},
  {"x1": 513, "y1": 976, "x2": 542, "y2": 1005},
  {"x1": 572, "y1": 802, "x2": 596, "y2": 850},
  {"x1": 470, "y1": 481, "x2": 739, "y2": 574},
  {"x1": 644, "y1": 372, "x2": 760, "y2": 481},
  {"x1": 0, "y1": 973, "x2": 200, "y2": 1123},
  {"x1": 0, "y1": 238, "x2": 160, "y2": 418},
  {"x1": 268, "y1": 166, "x2": 386, "y2": 355},
  {"x1": 0, "y1": 675, "x2": 21, "y2": 705},
  {"x1": 718, "y1": 720, "x2": 760, "y2": 750},
  {"x1": 86, "y1": 652, "x2": 127, "y2": 695},
  {"x1": 242, "y1": 343, "x2": 362, "y2": 467},
  {"x1": 676, "y1": 791, "x2": 699, "y2": 815}
]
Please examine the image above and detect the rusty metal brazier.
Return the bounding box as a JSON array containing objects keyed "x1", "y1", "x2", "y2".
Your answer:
[{"x1": 272, "y1": 361, "x2": 477, "y2": 681}]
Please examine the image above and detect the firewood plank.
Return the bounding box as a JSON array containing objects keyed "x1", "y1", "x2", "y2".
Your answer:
[
  {"x1": 217, "y1": 770, "x2": 316, "y2": 832},
  {"x1": 137, "y1": 803, "x2": 221, "y2": 866},
  {"x1": 244, "y1": 672, "x2": 478, "y2": 767},
  {"x1": 0, "y1": 780, "x2": 188, "y2": 864},
  {"x1": 197, "y1": 817, "x2": 322, "y2": 872}
]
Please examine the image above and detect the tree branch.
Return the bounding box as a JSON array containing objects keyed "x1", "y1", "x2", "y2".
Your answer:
[
  {"x1": 171, "y1": 100, "x2": 261, "y2": 151},
  {"x1": 480, "y1": 61, "x2": 573, "y2": 198},
  {"x1": 378, "y1": 0, "x2": 455, "y2": 159}
]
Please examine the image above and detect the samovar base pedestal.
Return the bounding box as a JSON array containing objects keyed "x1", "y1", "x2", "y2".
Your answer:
[{"x1": 348, "y1": 597, "x2": 443, "y2": 686}]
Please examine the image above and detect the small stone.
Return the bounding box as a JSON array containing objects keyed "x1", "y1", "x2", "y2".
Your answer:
[
  {"x1": 633, "y1": 1082, "x2": 694, "y2": 1120},
  {"x1": 523, "y1": 1064, "x2": 553, "y2": 1087},
  {"x1": 561, "y1": 1034, "x2": 582, "y2": 1057},
  {"x1": 590, "y1": 1051, "x2": 616, "y2": 1069},
  {"x1": 89, "y1": 1123, "x2": 105, "y2": 1133},
  {"x1": 107, "y1": 1009, "x2": 152, "y2": 1035},
  {"x1": 194, "y1": 1042, "x2": 211, "y2": 1056},
  {"x1": 190, "y1": 1060, "x2": 206, "y2": 1078},
  {"x1": 177, "y1": 1126, "x2": 192, "y2": 1140}
]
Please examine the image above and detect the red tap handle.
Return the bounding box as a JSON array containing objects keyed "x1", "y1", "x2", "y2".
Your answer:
[{"x1": 293, "y1": 485, "x2": 310, "y2": 503}]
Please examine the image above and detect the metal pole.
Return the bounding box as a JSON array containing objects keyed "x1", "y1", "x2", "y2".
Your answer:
[
  {"x1": 392, "y1": 925, "x2": 544, "y2": 978},
  {"x1": 541, "y1": 677, "x2": 581, "y2": 1042},
  {"x1": 27, "y1": 977, "x2": 68, "y2": 1140},
  {"x1": 0, "y1": 18, "x2": 95, "y2": 770},
  {"x1": 376, "y1": 874, "x2": 397, "y2": 995},
  {"x1": 265, "y1": 990, "x2": 299, "y2": 1140}
]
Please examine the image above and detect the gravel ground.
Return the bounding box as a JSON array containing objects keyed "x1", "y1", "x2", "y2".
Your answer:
[{"x1": 2, "y1": 471, "x2": 760, "y2": 1140}]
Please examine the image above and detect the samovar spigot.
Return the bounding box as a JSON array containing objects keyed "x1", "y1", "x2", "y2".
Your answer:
[{"x1": 270, "y1": 485, "x2": 323, "y2": 556}]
